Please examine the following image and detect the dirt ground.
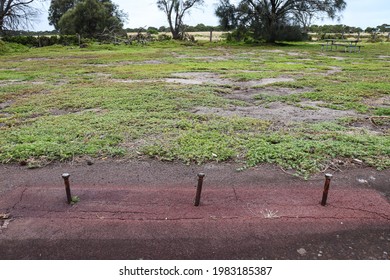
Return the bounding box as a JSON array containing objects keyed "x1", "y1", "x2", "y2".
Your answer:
[{"x1": 0, "y1": 160, "x2": 389, "y2": 260}]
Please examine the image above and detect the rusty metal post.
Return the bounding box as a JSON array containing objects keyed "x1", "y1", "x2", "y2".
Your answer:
[
  {"x1": 321, "y1": 174, "x2": 333, "y2": 206},
  {"x1": 194, "y1": 173, "x2": 205, "y2": 206},
  {"x1": 62, "y1": 173, "x2": 72, "y2": 204}
]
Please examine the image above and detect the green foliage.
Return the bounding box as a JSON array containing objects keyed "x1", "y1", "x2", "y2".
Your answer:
[
  {"x1": 309, "y1": 24, "x2": 363, "y2": 34},
  {"x1": 246, "y1": 127, "x2": 390, "y2": 178},
  {"x1": 48, "y1": 0, "x2": 77, "y2": 30},
  {"x1": 58, "y1": 0, "x2": 126, "y2": 38},
  {"x1": 374, "y1": 107, "x2": 390, "y2": 116},
  {"x1": 1, "y1": 35, "x2": 38, "y2": 47},
  {"x1": 0, "y1": 40, "x2": 28, "y2": 55},
  {"x1": 274, "y1": 26, "x2": 307, "y2": 42},
  {"x1": 158, "y1": 34, "x2": 172, "y2": 41},
  {"x1": 215, "y1": 0, "x2": 346, "y2": 43},
  {"x1": 142, "y1": 130, "x2": 236, "y2": 163},
  {"x1": 71, "y1": 195, "x2": 80, "y2": 205},
  {"x1": 1, "y1": 35, "x2": 80, "y2": 47},
  {"x1": 0, "y1": 40, "x2": 7, "y2": 55}
]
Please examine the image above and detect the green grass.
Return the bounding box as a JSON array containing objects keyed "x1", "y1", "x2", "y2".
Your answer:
[{"x1": 0, "y1": 41, "x2": 389, "y2": 177}]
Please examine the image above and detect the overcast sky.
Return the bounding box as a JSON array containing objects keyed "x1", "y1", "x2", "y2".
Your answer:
[{"x1": 33, "y1": 0, "x2": 390, "y2": 31}]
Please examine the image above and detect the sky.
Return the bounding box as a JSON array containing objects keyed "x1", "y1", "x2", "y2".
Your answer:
[{"x1": 32, "y1": 0, "x2": 390, "y2": 31}]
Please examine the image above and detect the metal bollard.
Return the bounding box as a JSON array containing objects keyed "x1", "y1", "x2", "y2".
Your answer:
[
  {"x1": 321, "y1": 173, "x2": 333, "y2": 206},
  {"x1": 62, "y1": 173, "x2": 72, "y2": 204},
  {"x1": 194, "y1": 173, "x2": 205, "y2": 207}
]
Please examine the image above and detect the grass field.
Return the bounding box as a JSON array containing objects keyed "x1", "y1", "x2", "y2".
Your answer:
[{"x1": 0, "y1": 40, "x2": 389, "y2": 177}]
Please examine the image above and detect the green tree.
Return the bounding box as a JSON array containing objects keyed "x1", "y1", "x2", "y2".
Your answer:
[
  {"x1": 215, "y1": 0, "x2": 238, "y2": 31},
  {"x1": 156, "y1": 0, "x2": 204, "y2": 40},
  {"x1": 58, "y1": 0, "x2": 126, "y2": 38},
  {"x1": 48, "y1": 0, "x2": 77, "y2": 30},
  {"x1": 376, "y1": 23, "x2": 390, "y2": 32},
  {"x1": 216, "y1": 0, "x2": 346, "y2": 43}
]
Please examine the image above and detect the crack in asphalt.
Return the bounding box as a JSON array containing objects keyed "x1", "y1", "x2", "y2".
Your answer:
[
  {"x1": 6, "y1": 187, "x2": 389, "y2": 222},
  {"x1": 279, "y1": 215, "x2": 387, "y2": 220},
  {"x1": 232, "y1": 187, "x2": 240, "y2": 202},
  {"x1": 47, "y1": 216, "x2": 209, "y2": 222},
  {"x1": 7, "y1": 213, "x2": 389, "y2": 222},
  {"x1": 329, "y1": 205, "x2": 390, "y2": 221},
  {"x1": 10, "y1": 187, "x2": 28, "y2": 211}
]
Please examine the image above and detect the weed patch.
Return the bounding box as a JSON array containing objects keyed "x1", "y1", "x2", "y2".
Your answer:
[{"x1": 0, "y1": 41, "x2": 388, "y2": 176}]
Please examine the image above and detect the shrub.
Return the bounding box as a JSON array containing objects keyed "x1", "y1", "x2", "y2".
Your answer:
[
  {"x1": 0, "y1": 40, "x2": 29, "y2": 55},
  {"x1": 275, "y1": 26, "x2": 305, "y2": 41},
  {"x1": 2, "y1": 35, "x2": 38, "y2": 46},
  {"x1": 157, "y1": 34, "x2": 172, "y2": 41},
  {"x1": 0, "y1": 40, "x2": 7, "y2": 54},
  {"x1": 1, "y1": 35, "x2": 80, "y2": 47}
]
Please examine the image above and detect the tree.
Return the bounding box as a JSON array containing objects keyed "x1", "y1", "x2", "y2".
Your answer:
[
  {"x1": 215, "y1": 0, "x2": 239, "y2": 31},
  {"x1": 216, "y1": 0, "x2": 264, "y2": 41},
  {"x1": 48, "y1": 0, "x2": 77, "y2": 30},
  {"x1": 0, "y1": 0, "x2": 41, "y2": 33},
  {"x1": 58, "y1": 0, "x2": 126, "y2": 38},
  {"x1": 216, "y1": 0, "x2": 347, "y2": 43},
  {"x1": 376, "y1": 23, "x2": 390, "y2": 33},
  {"x1": 156, "y1": 0, "x2": 204, "y2": 40}
]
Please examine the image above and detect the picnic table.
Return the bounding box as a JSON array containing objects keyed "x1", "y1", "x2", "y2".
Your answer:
[{"x1": 321, "y1": 39, "x2": 363, "y2": 53}]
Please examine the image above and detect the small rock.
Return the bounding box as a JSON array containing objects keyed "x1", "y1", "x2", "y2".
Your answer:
[
  {"x1": 297, "y1": 248, "x2": 307, "y2": 256},
  {"x1": 87, "y1": 160, "x2": 94, "y2": 166},
  {"x1": 0, "y1": 213, "x2": 10, "y2": 219},
  {"x1": 357, "y1": 179, "x2": 368, "y2": 184}
]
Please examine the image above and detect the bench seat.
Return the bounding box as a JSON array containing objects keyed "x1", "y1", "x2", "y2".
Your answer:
[{"x1": 321, "y1": 43, "x2": 363, "y2": 53}]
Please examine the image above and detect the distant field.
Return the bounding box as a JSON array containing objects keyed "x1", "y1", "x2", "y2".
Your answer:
[
  {"x1": 310, "y1": 32, "x2": 390, "y2": 41},
  {"x1": 127, "y1": 31, "x2": 389, "y2": 42},
  {"x1": 127, "y1": 31, "x2": 227, "y2": 41},
  {"x1": 0, "y1": 41, "x2": 389, "y2": 177}
]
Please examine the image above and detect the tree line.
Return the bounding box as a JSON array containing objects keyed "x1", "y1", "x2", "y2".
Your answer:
[
  {"x1": 1, "y1": 0, "x2": 388, "y2": 44},
  {"x1": 309, "y1": 23, "x2": 390, "y2": 34}
]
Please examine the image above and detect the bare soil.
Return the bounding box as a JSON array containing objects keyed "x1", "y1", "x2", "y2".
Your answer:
[
  {"x1": 165, "y1": 72, "x2": 295, "y2": 87},
  {"x1": 165, "y1": 71, "x2": 366, "y2": 124},
  {"x1": 193, "y1": 101, "x2": 360, "y2": 123}
]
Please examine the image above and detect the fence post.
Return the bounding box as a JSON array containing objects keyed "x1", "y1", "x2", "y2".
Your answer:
[
  {"x1": 62, "y1": 173, "x2": 72, "y2": 204},
  {"x1": 194, "y1": 173, "x2": 205, "y2": 206},
  {"x1": 321, "y1": 174, "x2": 333, "y2": 206}
]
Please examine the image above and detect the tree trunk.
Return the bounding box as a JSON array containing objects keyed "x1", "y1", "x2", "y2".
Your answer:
[
  {"x1": 171, "y1": 28, "x2": 181, "y2": 40},
  {"x1": 266, "y1": 17, "x2": 277, "y2": 43},
  {"x1": 264, "y1": 2, "x2": 278, "y2": 43},
  {"x1": 167, "y1": 14, "x2": 181, "y2": 40}
]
